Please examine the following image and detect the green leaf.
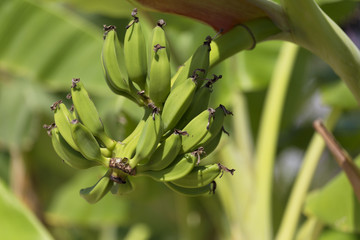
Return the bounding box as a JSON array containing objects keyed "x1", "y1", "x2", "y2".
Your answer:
[
  {"x1": 320, "y1": 80, "x2": 358, "y2": 110},
  {"x1": 318, "y1": 229, "x2": 360, "y2": 240},
  {"x1": 42, "y1": 0, "x2": 134, "y2": 17},
  {"x1": 0, "y1": 78, "x2": 54, "y2": 149},
  {"x1": 0, "y1": 0, "x2": 109, "y2": 94},
  {"x1": 0, "y1": 179, "x2": 53, "y2": 240},
  {"x1": 304, "y1": 156, "x2": 360, "y2": 232}
]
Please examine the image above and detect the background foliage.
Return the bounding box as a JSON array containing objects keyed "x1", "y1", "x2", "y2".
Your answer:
[{"x1": 0, "y1": 0, "x2": 359, "y2": 239}]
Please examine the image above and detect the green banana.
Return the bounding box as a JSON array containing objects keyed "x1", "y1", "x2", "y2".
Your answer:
[
  {"x1": 175, "y1": 74, "x2": 222, "y2": 130},
  {"x1": 110, "y1": 175, "x2": 134, "y2": 195},
  {"x1": 109, "y1": 110, "x2": 150, "y2": 175},
  {"x1": 102, "y1": 26, "x2": 143, "y2": 104},
  {"x1": 164, "y1": 181, "x2": 215, "y2": 197},
  {"x1": 192, "y1": 104, "x2": 232, "y2": 151},
  {"x1": 175, "y1": 85, "x2": 212, "y2": 130},
  {"x1": 137, "y1": 152, "x2": 197, "y2": 182},
  {"x1": 50, "y1": 127, "x2": 100, "y2": 169},
  {"x1": 80, "y1": 171, "x2": 113, "y2": 204},
  {"x1": 71, "y1": 78, "x2": 116, "y2": 150},
  {"x1": 136, "y1": 131, "x2": 182, "y2": 171},
  {"x1": 53, "y1": 101, "x2": 79, "y2": 151},
  {"x1": 161, "y1": 75, "x2": 198, "y2": 132},
  {"x1": 171, "y1": 36, "x2": 212, "y2": 89},
  {"x1": 179, "y1": 108, "x2": 215, "y2": 154},
  {"x1": 201, "y1": 129, "x2": 223, "y2": 156},
  {"x1": 129, "y1": 111, "x2": 163, "y2": 168},
  {"x1": 124, "y1": 8, "x2": 147, "y2": 90},
  {"x1": 171, "y1": 163, "x2": 221, "y2": 188},
  {"x1": 70, "y1": 119, "x2": 110, "y2": 166},
  {"x1": 147, "y1": 20, "x2": 171, "y2": 108}
]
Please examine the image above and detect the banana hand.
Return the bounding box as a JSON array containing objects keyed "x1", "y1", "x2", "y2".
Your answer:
[
  {"x1": 70, "y1": 119, "x2": 110, "y2": 166},
  {"x1": 161, "y1": 75, "x2": 198, "y2": 132},
  {"x1": 171, "y1": 163, "x2": 221, "y2": 188},
  {"x1": 50, "y1": 126, "x2": 100, "y2": 169},
  {"x1": 137, "y1": 152, "x2": 197, "y2": 182},
  {"x1": 80, "y1": 171, "x2": 113, "y2": 204},
  {"x1": 136, "y1": 130, "x2": 182, "y2": 172},
  {"x1": 71, "y1": 78, "x2": 116, "y2": 150},
  {"x1": 129, "y1": 110, "x2": 164, "y2": 167}
]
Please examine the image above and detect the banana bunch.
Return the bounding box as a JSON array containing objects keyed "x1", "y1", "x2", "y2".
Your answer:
[{"x1": 45, "y1": 9, "x2": 235, "y2": 203}]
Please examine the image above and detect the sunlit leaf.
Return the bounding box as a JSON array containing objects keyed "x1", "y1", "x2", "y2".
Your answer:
[{"x1": 0, "y1": 0, "x2": 109, "y2": 94}]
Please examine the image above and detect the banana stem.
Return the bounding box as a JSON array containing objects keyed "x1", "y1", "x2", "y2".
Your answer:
[
  {"x1": 253, "y1": 42, "x2": 298, "y2": 240},
  {"x1": 280, "y1": 0, "x2": 360, "y2": 105},
  {"x1": 275, "y1": 108, "x2": 341, "y2": 240},
  {"x1": 210, "y1": 17, "x2": 281, "y2": 68},
  {"x1": 97, "y1": 132, "x2": 116, "y2": 151}
]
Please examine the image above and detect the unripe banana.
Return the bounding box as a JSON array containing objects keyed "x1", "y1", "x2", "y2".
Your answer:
[
  {"x1": 179, "y1": 108, "x2": 215, "y2": 154},
  {"x1": 136, "y1": 131, "x2": 182, "y2": 172},
  {"x1": 50, "y1": 127, "x2": 100, "y2": 169},
  {"x1": 110, "y1": 110, "x2": 150, "y2": 174},
  {"x1": 171, "y1": 163, "x2": 221, "y2": 188},
  {"x1": 102, "y1": 26, "x2": 143, "y2": 104},
  {"x1": 175, "y1": 75, "x2": 222, "y2": 130},
  {"x1": 80, "y1": 171, "x2": 113, "y2": 204},
  {"x1": 147, "y1": 20, "x2": 171, "y2": 108},
  {"x1": 129, "y1": 111, "x2": 164, "y2": 168},
  {"x1": 175, "y1": 85, "x2": 212, "y2": 130},
  {"x1": 137, "y1": 152, "x2": 197, "y2": 182},
  {"x1": 124, "y1": 9, "x2": 147, "y2": 90},
  {"x1": 71, "y1": 78, "x2": 116, "y2": 150},
  {"x1": 201, "y1": 129, "x2": 222, "y2": 156},
  {"x1": 171, "y1": 36, "x2": 212, "y2": 89},
  {"x1": 110, "y1": 175, "x2": 134, "y2": 195},
  {"x1": 164, "y1": 181, "x2": 215, "y2": 197},
  {"x1": 161, "y1": 76, "x2": 198, "y2": 132},
  {"x1": 70, "y1": 119, "x2": 110, "y2": 166},
  {"x1": 193, "y1": 104, "x2": 232, "y2": 151},
  {"x1": 53, "y1": 101, "x2": 79, "y2": 151}
]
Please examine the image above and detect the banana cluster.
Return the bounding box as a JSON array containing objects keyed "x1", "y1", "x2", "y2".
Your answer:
[{"x1": 45, "y1": 9, "x2": 235, "y2": 203}]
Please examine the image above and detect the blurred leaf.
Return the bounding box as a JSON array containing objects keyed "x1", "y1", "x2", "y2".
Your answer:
[
  {"x1": 123, "y1": 223, "x2": 151, "y2": 240},
  {"x1": 318, "y1": 228, "x2": 360, "y2": 240},
  {"x1": 0, "y1": 78, "x2": 55, "y2": 149},
  {"x1": 47, "y1": 167, "x2": 131, "y2": 226},
  {"x1": 320, "y1": 80, "x2": 358, "y2": 110},
  {"x1": 42, "y1": 0, "x2": 134, "y2": 17},
  {"x1": 304, "y1": 156, "x2": 360, "y2": 233},
  {"x1": 0, "y1": 0, "x2": 110, "y2": 94},
  {"x1": 0, "y1": 179, "x2": 53, "y2": 240}
]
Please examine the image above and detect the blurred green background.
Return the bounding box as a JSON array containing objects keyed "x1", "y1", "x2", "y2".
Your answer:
[{"x1": 0, "y1": 0, "x2": 360, "y2": 239}]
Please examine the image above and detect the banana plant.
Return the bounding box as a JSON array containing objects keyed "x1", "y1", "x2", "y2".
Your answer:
[
  {"x1": 127, "y1": 0, "x2": 360, "y2": 239},
  {"x1": 1, "y1": 0, "x2": 360, "y2": 239}
]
